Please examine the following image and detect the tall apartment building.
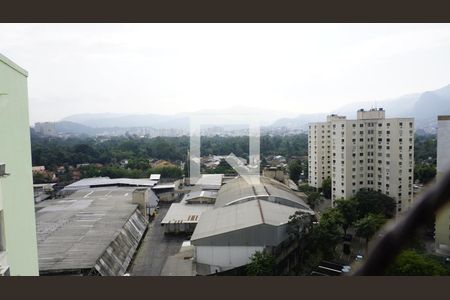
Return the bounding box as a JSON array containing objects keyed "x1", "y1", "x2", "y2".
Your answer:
[
  {"x1": 435, "y1": 115, "x2": 450, "y2": 255},
  {"x1": 308, "y1": 108, "x2": 414, "y2": 214},
  {"x1": 0, "y1": 54, "x2": 39, "y2": 275}
]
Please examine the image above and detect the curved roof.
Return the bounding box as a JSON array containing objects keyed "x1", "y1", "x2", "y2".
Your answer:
[{"x1": 214, "y1": 176, "x2": 311, "y2": 211}]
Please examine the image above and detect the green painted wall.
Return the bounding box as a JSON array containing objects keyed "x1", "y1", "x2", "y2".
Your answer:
[{"x1": 0, "y1": 54, "x2": 39, "y2": 275}]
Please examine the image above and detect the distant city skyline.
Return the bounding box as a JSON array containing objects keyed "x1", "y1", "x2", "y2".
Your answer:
[{"x1": 2, "y1": 23, "x2": 450, "y2": 124}]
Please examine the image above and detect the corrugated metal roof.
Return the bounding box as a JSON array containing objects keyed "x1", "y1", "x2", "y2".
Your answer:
[
  {"x1": 190, "y1": 176, "x2": 314, "y2": 245},
  {"x1": 194, "y1": 174, "x2": 223, "y2": 187},
  {"x1": 161, "y1": 203, "x2": 213, "y2": 224},
  {"x1": 36, "y1": 187, "x2": 147, "y2": 274},
  {"x1": 214, "y1": 176, "x2": 310, "y2": 210},
  {"x1": 190, "y1": 199, "x2": 308, "y2": 242},
  {"x1": 183, "y1": 190, "x2": 218, "y2": 202},
  {"x1": 64, "y1": 177, "x2": 158, "y2": 190}
]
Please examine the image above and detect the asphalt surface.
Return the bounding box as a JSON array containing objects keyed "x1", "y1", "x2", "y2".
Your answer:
[{"x1": 128, "y1": 204, "x2": 187, "y2": 276}]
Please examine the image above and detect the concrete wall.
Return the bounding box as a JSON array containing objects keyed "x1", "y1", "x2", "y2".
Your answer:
[
  {"x1": 195, "y1": 245, "x2": 264, "y2": 273},
  {"x1": 0, "y1": 54, "x2": 39, "y2": 275}
]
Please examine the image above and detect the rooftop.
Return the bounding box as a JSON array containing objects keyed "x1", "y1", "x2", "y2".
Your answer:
[
  {"x1": 161, "y1": 202, "x2": 213, "y2": 225},
  {"x1": 191, "y1": 199, "x2": 311, "y2": 245},
  {"x1": 63, "y1": 177, "x2": 158, "y2": 190},
  {"x1": 183, "y1": 190, "x2": 218, "y2": 202},
  {"x1": 214, "y1": 176, "x2": 311, "y2": 209},
  {"x1": 36, "y1": 187, "x2": 147, "y2": 274},
  {"x1": 0, "y1": 53, "x2": 28, "y2": 76},
  {"x1": 193, "y1": 174, "x2": 224, "y2": 189},
  {"x1": 191, "y1": 176, "x2": 314, "y2": 245}
]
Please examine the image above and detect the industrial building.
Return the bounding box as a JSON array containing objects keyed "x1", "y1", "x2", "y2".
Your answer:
[
  {"x1": 0, "y1": 54, "x2": 39, "y2": 275},
  {"x1": 62, "y1": 176, "x2": 182, "y2": 203},
  {"x1": 435, "y1": 115, "x2": 450, "y2": 255},
  {"x1": 190, "y1": 176, "x2": 314, "y2": 275},
  {"x1": 36, "y1": 187, "x2": 151, "y2": 275},
  {"x1": 62, "y1": 177, "x2": 159, "y2": 191},
  {"x1": 191, "y1": 174, "x2": 224, "y2": 190},
  {"x1": 161, "y1": 174, "x2": 224, "y2": 234},
  {"x1": 161, "y1": 190, "x2": 216, "y2": 234},
  {"x1": 308, "y1": 108, "x2": 415, "y2": 213}
]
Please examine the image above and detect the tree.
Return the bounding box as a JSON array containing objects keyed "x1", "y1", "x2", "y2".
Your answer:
[
  {"x1": 414, "y1": 163, "x2": 436, "y2": 184},
  {"x1": 321, "y1": 177, "x2": 331, "y2": 199},
  {"x1": 298, "y1": 184, "x2": 316, "y2": 194},
  {"x1": 287, "y1": 211, "x2": 314, "y2": 240},
  {"x1": 287, "y1": 210, "x2": 341, "y2": 275},
  {"x1": 314, "y1": 209, "x2": 344, "y2": 258},
  {"x1": 33, "y1": 172, "x2": 53, "y2": 184},
  {"x1": 288, "y1": 160, "x2": 302, "y2": 184},
  {"x1": 354, "y1": 189, "x2": 396, "y2": 219},
  {"x1": 385, "y1": 250, "x2": 447, "y2": 276},
  {"x1": 306, "y1": 192, "x2": 321, "y2": 210},
  {"x1": 335, "y1": 198, "x2": 358, "y2": 235},
  {"x1": 355, "y1": 213, "x2": 386, "y2": 255},
  {"x1": 246, "y1": 251, "x2": 276, "y2": 276}
]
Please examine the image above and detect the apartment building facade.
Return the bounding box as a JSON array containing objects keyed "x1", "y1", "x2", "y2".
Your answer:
[
  {"x1": 435, "y1": 115, "x2": 450, "y2": 255},
  {"x1": 308, "y1": 108, "x2": 414, "y2": 214},
  {"x1": 0, "y1": 54, "x2": 39, "y2": 275}
]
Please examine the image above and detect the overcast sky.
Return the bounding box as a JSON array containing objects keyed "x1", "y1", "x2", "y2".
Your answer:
[{"x1": 2, "y1": 23, "x2": 450, "y2": 124}]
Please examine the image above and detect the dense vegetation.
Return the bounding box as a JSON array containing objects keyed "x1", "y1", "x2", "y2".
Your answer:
[
  {"x1": 288, "y1": 189, "x2": 396, "y2": 275},
  {"x1": 30, "y1": 132, "x2": 309, "y2": 170},
  {"x1": 414, "y1": 133, "x2": 437, "y2": 184}
]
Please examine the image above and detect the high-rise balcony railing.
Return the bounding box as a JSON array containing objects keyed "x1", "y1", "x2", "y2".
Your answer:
[{"x1": 354, "y1": 167, "x2": 450, "y2": 275}]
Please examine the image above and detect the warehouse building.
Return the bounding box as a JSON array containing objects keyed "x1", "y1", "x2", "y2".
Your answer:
[
  {"x1": 161, "y1": 188, "x2": 217, "y2": 234},
  {"x1": 190, "y1": 176, "x2": 314, "y2": 275},
  {"x1": 36, "y1": 187, "x2": 149, "y2": 276},
  {"x1": 62, "y1": 177, "x2": 158, "y2": 192}
]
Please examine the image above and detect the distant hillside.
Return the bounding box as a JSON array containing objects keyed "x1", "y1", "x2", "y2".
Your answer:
[
  {"x1": 60, "y1": 106, "x2": 296, "y2": 129},
  {"x1": 54, "y1": 121, "x2": 100, "y2": 135},
  {"x1": 270, "y1": 83, "x2": 450, "y2": 133},
  {"x1": 63, "y1": 113, "x2": 186, "y2": 129}
]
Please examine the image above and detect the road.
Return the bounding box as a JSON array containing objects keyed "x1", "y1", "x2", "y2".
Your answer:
[{"x1": 128, "y1": 204, "x2": 187, "y2": 276}]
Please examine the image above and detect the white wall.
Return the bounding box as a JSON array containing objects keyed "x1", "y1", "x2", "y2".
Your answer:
[{"x1": 195, "y1": 245, "x2": 264, "y2": 273}]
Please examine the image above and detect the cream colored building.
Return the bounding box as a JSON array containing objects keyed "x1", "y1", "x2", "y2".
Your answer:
[
  {"x1": 0, "y1": 54, "x2": 39, "y2": 275},
  {"x1": 435, "y1": 115, "x2": 450, "y2": 255},
  {"x1": 308, "y1": 108, "x2": 414, "y2": 214}
]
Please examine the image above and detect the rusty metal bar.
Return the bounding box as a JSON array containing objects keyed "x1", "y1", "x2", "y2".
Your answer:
[{"x1": 354, "y1": 167, "x2": 450, "y2": 275}]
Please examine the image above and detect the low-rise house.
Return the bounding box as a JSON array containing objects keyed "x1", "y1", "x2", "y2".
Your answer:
[{"x1": 32, "y1": 166, "x2": 46, "y2": 174}]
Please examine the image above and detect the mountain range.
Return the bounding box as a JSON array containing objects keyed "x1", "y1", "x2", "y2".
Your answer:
[
  {"x1": 271, "y1": 83, "x2": 450, "y2": 133},
  {"x1": 43, "y1": 83, "x2": 450, "y2": 135}
]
